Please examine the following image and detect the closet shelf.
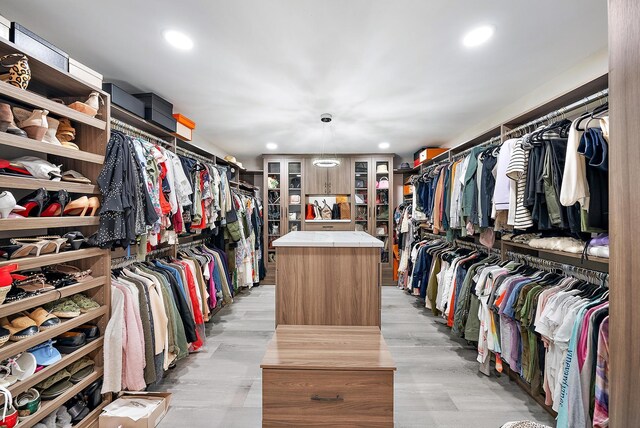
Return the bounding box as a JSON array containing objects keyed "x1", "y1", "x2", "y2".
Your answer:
[
  {"x1": 0, "y1": 216, "x2": 100, "y2": 231},
  {"x1": 0, "y1": 276, "x2": 106, "y2": 318},
  {"x1": 111, "y1": 105, "x2": 175, "y2": 141},
  {"x1": 501, "y1": 241, "x2": 610, "y2": 266},
  {"x1": 0, "y1": 37, "x2": 103, "y2": 94},
  {"x1": 0, "y1": 132, "x2": 105, "y2": 164},
  {"x1": 17, "y1": 369, "x2": 103, "y2": 428},
  {"x1": 304, "y1": 219, "x2": 352, "y2": 223},
  {"x1": 10, "y1": 337, "x2": 104, "y2": 397},
  {"x1": 0, "y1": 248, "x2": 106, "y2": 270},
  {"x1": 0, "y1": 306, "x2": 107, "y2": 362},
  {"x1": 0, "y1": 80, "x2": 106, "y2": 130},
  {"x1": 0, "y1": 175, "x2": 99, "y2": 194}
]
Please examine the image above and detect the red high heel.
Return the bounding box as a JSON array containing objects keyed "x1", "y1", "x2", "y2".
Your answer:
[{"x1": 0, "y1": 263, "x2": 18, "y2": 287}]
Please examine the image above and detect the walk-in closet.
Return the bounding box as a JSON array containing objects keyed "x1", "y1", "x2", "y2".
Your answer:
[{"x1": 0, "y1": 1, "x2": 636, "y2": 427}]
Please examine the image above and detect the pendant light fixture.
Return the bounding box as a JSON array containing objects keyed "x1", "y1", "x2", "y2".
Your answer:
[{"x1": 313, "y1": 113, "x2": 341, "y2": 168}]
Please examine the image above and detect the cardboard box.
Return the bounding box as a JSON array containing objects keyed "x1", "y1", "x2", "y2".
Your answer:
[
  {"x1": 69, "y1": 58, "x2": 103, "y2": 88},
  {"x1": 0, "y1": 15, "x2": 9, "y2": 40},
  {"x1": 99, "y1": 392, "x2": 171, "y2": 428}
]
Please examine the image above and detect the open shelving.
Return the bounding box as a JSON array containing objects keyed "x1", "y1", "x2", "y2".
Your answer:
[{"x1": 0, "y1": 38, "x2": 112, "y2": 428}]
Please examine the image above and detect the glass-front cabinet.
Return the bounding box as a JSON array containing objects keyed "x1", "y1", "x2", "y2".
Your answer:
[
  {"x1": 374, "y1": 159, "x2": 391, "y2": 264},
  {"x1": 287, "y1": 161, "x2": 302, "y2": 232},
  {"x1": 265, "y1": 161, "x2": 282, "y2": 266},
  {"x1": 353, "y1": 158, "x2": 371, "y2": 234}
]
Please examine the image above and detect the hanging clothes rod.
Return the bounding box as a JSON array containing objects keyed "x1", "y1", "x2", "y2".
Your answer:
[
  {"x1": 504, "y1": 89, "x2": 609, "y2": 138},
  {"x1": 504, "y1": 251, "x2": 609, "y2": 285},
  {"x1": 177, "y1": 240, "x2": 206, "y2": 250},
  {"x1": 454, "y1": 239, "x2": 501, "y2": 255},
  {"x1": 110, "y1": 118, "x2": 174, "y2": 148},
  {"x1": 145, "y1": 246, "x2": 175, "y2": 258},
  {"x1": 175, "y1": 146, "x2": 214, "y2": 164},
  {"x1": 452, "y1": 135, "x2": 501, "y2": 160},
  {"x1": 110, "y1": 255, "x2": 139, "y2": 269}
]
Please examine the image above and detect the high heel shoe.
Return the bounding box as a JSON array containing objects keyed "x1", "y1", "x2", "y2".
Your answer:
[
  {"x1": 68, "y1": 92, "x2": 102, "y2": 118},
  {"x1": 0, "y1": 103, "x2": 11, "y2": 133},
  {"x1": 0, "y1": 191, "x2": 25, "y2": 219},
  {"x1": 17, "y1": 109, "x2": 48, "y2": 141},
  {"x1": 40, "y1": 190, "x2": 69, "y2": 217},
  {"x1": 10, "y1": 238, "x2": 57, "y2": 256},
  {"x1": 63, "y1": 196, "x2": 89, "y2": 216},
  {"x1": 42, "y1": 116, "x2": 62, "y2": 146},
  {"x1": 56, "y1": 118, "x2": 76, "y2": 144},
  {"x1": 87, "y1": 197, "x2": 100, "y2": 216},
  {"x1": 0, "y1": 244, "x2": 38, "y2": 260},
  {"x1": 16, "y1": 188, "x2": 48, "y2": 217},
  {"x1": 0, "y1": 53, "x2": 31, "y2": 90}
]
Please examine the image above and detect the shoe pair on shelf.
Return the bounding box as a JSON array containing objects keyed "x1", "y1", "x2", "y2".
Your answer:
[
  {"x1": 0, "y1": 105, "x2": 79, "y2": 149},
  {"x1": 0, "y1": 188, "x2": 99, "y2": 218}
]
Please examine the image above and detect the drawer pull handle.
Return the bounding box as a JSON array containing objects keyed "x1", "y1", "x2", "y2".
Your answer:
[{"x1": 311, "y1": 394, "x2": 343, "y2": 402}]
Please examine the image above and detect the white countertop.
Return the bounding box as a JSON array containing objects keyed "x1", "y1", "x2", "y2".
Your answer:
[{"x1": 272, "y1": 231, "x2": 384, "y2": 248}]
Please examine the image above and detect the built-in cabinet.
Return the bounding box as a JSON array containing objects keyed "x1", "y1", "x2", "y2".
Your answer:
[
  {"x1": 264, "y1": 155, "x2": 394, "y2": 281},
  {"x1": 303, "y1": 158, "x2": 351, "y2": 194}
]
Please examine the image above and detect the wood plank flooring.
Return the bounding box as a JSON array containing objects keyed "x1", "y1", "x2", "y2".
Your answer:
[{"x1": 151, "y1": 286, "x2": 556, "y2": 428}]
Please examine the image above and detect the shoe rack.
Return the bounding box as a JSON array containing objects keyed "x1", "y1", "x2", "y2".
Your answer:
[{"x1": 0, "y1": 37, "x2": 111, "y2": 428}]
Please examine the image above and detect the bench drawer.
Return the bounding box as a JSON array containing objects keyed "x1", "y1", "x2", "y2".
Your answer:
[{"x1": 263, "y1": 368, "x2": 393, "y2": 427}]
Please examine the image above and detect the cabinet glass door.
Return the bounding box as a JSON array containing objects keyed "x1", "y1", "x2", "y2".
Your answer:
[
  {"x1": 287, "y1": 161, "x2": 302, "y2": 232},
  {"x1": 266, "y1": 162, "x2": 281, "y2": 264},
  {"x1": 354, "y1": 160, "x2": 370, "y2": 233},
  {"x1": 374, "y1": 160, "x2": 390, "y2": 263}
]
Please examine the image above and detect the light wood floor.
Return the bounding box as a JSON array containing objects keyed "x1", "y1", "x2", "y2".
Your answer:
[{"x1": 152, "y1": 286, "x2": 555, "y2": 428}]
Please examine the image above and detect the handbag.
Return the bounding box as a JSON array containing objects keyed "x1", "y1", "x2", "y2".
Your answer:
[
  {"x1": 356, "y1": 206, "x2": 367, "y2": 221},
  {"x1": 314, "y1": 200, "x2": 321, "y2": 219},
  {"x1": 289, "y1": 212, "x2": 297, "y2": 221},
  {"x1": 305, "y1": 204, "x2": 316, "y2": 220},
  {"x1": 290, "y1": 177, "x2": 301, "y2": 188},
  {"x1": 289, "y1": 194, "x2": 300, "y2": 204},
  {"x1": 355, "y1": 193, "x2": 366, "y2": 204},
  {"x1": 336, "y1": 195, "x2": 348, "y2": 203},
  {"x1": 376, "y1": 177, "x2": 389, "y2": 189},
  {"x1": 376, "y1": 224, "x2": 387, "y2": 236},
  {"x1": 332, "y1": 203, "x2": 340, "y2": 220},
  {"x1": 355, "y1": 179, "x2": 365, "y2": 188},
  {"x1": 339, "y1": 202, "x2": 351, "y2": 219},
  {"x1": 268, "y1": 176, "x2": 279, "y2": 189},
  {"x1": 321, "y1": 200, "x2": 332, "y2": 220}
]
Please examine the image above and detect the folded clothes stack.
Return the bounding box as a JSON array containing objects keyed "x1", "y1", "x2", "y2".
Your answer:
[{"x1": 587, "y1": 233, "x2": 609, "y2": 258}]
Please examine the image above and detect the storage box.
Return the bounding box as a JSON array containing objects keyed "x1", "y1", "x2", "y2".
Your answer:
[
  {"x1": 172, "y1": 113, "x2": 195, "y2": 141},
  {"x1": 69, "y1": 58, "x2": 103, "y2": 88},
  {"x1": 133, "y1": 93, "x2": 173, "y2": 116},
  {"x1": 134, "y1": 93, "x2": 176, "y2": 132},
  {"x1": 10, "y1": 23, "x2": 69, "y2": 71},
  {"x1": 144, "y1": 108, "x2": 177, "y2": 132},
  {"x1": 103, "y1": 83, "x2": 145, "y2": 118},
  {"x1": 0, "y1": 15, "x2": 9, "y2": 40},
  {"x1": 414, "y1": 148, "x2": 448, "y2": 166},
  {"x1": 99, "y1": 391, "x2": 171, "y2": 428}
]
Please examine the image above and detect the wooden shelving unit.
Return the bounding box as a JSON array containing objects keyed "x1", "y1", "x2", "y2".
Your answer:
[{"x1": 0, "y1": 37, "x2": 111, "y2": 428}]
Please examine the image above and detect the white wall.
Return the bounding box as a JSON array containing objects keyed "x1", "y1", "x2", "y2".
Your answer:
[{"x1": 445, "y1": 48, "x2": 608, "y2": 148}]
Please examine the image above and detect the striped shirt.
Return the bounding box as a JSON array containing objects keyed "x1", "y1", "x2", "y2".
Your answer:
[{"x1": 506, "y1": 139, "x2": 534, "y2": 229}]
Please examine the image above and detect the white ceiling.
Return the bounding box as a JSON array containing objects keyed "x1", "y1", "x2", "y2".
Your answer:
[{"x1": 1, "y1": 1, "x2": 607, "y2": 160}]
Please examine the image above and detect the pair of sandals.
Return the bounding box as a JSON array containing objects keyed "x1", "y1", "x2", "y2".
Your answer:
[
  {"x1": 0, "y1": 308, "x2": 61, "y2": 342},
  {"x1": 56, "y1": 324, "x2": 99, "y2": 355},
  {"x1": 35, "y1": 357, "x2": 95, "y2": 401},
  {"x1": 65, "y1": 378, "x2": 102, "y2": 425},
  {"x1": 1, "y1": 236, "x2": 69, "y2": 260},
  {"x1": 43, "y1": 294, "x2": 99, "y2": 319}
]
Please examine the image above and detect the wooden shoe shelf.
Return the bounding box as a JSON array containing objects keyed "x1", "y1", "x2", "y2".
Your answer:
[{"x1": 0, "y1": 37, "x2": 111, "y2": 428}]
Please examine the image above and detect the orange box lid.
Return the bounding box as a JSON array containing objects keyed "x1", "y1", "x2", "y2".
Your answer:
[{"x1": 173, "y1": 113, "x2": 196, "y2": 129}]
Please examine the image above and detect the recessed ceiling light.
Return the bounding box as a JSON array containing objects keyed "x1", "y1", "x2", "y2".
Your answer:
[
  {"x1": 462, "y1": 25, "x2": 494, "y2": 48},
  {"x1": 378, "y1": 142, "x2": 390, "y2": 149},
  {"x1": 163, "y1": 30, "x2": 194, "y2": 50},
  {"x1": 266, "y1": 142, "x2": 278, "y2": 150}
]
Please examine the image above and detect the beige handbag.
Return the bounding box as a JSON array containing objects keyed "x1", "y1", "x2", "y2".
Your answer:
[{"x1": 339, "y1": 202, "x2": 351, "y2": 220}]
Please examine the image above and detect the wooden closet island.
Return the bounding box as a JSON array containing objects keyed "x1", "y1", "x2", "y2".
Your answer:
[{"x1": 272, "y1": 231, "x2": 384, "y2": 327}]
